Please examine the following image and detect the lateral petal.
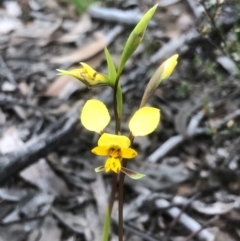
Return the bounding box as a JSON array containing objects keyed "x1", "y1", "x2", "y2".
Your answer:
[
  {"x1": 129, "y1": 107, "x2": 160, "y2": 136},
  {"x1": 91, "y1": 146, "x2": 109, "y2": 156},
  {"x1": 80, "y1": 99, "x2": 110, "y2": 133},
  {"x1": 121, "y1": 147, "x2": 138, "y2": 159}
]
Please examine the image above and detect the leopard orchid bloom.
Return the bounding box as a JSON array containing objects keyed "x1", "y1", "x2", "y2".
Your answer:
[{"x1": 80, "y1": 99, "x2": 160, "y2": 179}]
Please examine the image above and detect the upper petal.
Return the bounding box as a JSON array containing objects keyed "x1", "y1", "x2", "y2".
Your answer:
[
  {"x1": 129, "y1": 107, "x2": 160, "y2": 136},
  {"x1": 121, "y1": 147, "x2": 138, "y2": 159},
  {"x1": 80, "y1": 99, "x2": 110, "y2": 133},
  {"x1": 98, "y1": 133, "x2": 130, "y2": 148}
]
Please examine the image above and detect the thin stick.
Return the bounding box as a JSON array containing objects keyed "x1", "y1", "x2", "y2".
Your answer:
[{"x1": 183, "y1": 215, "x2": 218, "y2": 241}]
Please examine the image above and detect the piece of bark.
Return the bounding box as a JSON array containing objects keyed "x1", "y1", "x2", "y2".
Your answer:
[{"x1": 0, "y1": 102, "x2": 82, "y2": 184}]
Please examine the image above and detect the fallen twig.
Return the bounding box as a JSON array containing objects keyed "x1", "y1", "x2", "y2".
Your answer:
[
  {"x1": 148, "y1": 109, "x2": 205, "y2": 162},
  {"x1": 148, "y1": 107, "x2": 240, "y2": 163},
  {"x1": 155, "y1": 199, "x2": 215, "y2": 241},
  {"x1": 183, "y1": 216, "x2": 218, "y2": 241},
  {"x1": 0, "y1": 102, "x2": 82, "y2": 184},
  {"x1": 0, "y1": 55, "x2": 17, "y2": 85},
  {"x1": 88, "y1": 6, "x2": 156, "y2": 27}
]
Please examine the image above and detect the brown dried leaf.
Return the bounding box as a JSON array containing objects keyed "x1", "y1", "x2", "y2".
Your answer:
[
  {"x1": 38, "y1": 216, "x2": 62, "y2": 241},
  {"x1": 18, "y1": 82, "x2": 31, "y2": 96},
  {"x1": 20, "y1": 159, "x2": 70, "y2": 196},
  {"x1": 41, "y1": 74, "x2": 86, "y2": 99},
  {"x1": 192, "y1": 200, "x2": 238, "y2": 215},
  {"x1": 14, "y1": 18, "x2": 62, "y2": 45},
  {"x1": 50, "y1": 32, "x2": 106, "y2": 64},
  {"x1": 58, "y1": 13, "x2": 92, "y2": 43},
  {"x1": 52, "y1": 207, "x2": 86, "y2": 234}
]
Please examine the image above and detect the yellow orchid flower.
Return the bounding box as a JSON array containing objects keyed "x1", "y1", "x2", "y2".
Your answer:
[
  {"x1": 80, "y1": 99, "x2": 160, "y2": 179},
  {"x1": 56, "y1": 62, "x2": 109, "y2": 88}
]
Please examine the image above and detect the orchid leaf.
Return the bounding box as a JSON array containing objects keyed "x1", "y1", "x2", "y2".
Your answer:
[{"x1": 104, "y1": 47, "x2": 117, "y2": 87}]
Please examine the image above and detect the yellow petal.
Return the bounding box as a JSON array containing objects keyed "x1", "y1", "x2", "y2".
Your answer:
[
  {"x1": 57, "y1": 63, "x2": 109, "y2": 88},
  {"x1": 121, "y1": 147, "x2": 138, "y2": 159},
  {"x1": 161, "y1": 54, "x2": 178, "y2": 80},
  {"x1": 80, "y1": 99, "x2": 110, "y2": 133},
  {"x1": 129, "y1": 107, "x2": 160, "y2": 136},
  {"x1": 104, "y1": 158, "x2": 111, "y2": 172},
  {"x1": 98, "y1": 133, "x2": 130, "y2": 148},
  {"x1": 80, "y1": 62, "x2": 109, "y2": 86},
  {"x1": 92, "y1": 146, "x2": 109, "y2": 156},
  {"x1": 110, "y1": 158, "x2": 121, "y2": 173}
]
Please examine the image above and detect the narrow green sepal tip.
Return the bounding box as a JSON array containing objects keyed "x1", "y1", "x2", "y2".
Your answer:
[
  {"x1": 95, "y1": 166, "x2": 105, "y2": 173},
  {"x1": 121, "y1": 167, "x2": 145, "y2": 180}
]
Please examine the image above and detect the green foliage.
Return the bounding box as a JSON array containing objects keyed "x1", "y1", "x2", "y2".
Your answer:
[
  {"x1": 117, "y1": 4, "x2": 158, "y2": 76},
  {"x1": 199, "y1": 0, "x2": 240, "y2": 73},
  {"x1": 104, "y1": 47, "x2": 117, "y2": 87},
  {"x1": 179, "y1": 80, "x2": 192, "y2": 98},
  {"x1": 194, "y1": 55, "x2": 223, "y2": 86},
  {"x1": 70, "y1": 0, "x2": 94, "y2": 13}
]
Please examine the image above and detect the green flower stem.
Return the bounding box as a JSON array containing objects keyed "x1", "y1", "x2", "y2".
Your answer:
[
  {"x1": 118, "y1": 160, "x2": 127, "y2": 241},
  {"x1": 102, "y1": 76, "x2": 123, "y2": 241},
  {"x1": 118, "y1": 134, "x2": 134, "y2": 241},
  {"x1": 113, "y1": 76, "x2": 122, "y2": 134},
  {"x1": 102, "y1": 208, "x2": 110, "y2": 241},
  {"x1": 109, "y1": 173, "x2": 117, "y2": 212},
  {"x1": 102, "y1": 173, "x2": 117, "y2": 241}
]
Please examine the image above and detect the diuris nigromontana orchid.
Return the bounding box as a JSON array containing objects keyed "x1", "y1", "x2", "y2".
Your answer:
[{"x1": 80, "y1": 99, "x2": 160, "y2": 179}]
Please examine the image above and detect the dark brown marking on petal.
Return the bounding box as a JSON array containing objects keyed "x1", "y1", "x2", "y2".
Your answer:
[{"x1": 93, "y1": 72, "x2": 98, "y2": 80}]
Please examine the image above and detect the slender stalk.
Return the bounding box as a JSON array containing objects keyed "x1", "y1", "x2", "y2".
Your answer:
[
  {"x1": 118, "y1": 134, "x2": 134, "y2": 241},
  {"x1": 102, "y1": 73, "x2": 122, "y2": 241},
  {"x1": 109, "y1": 173, "x2": 117, "y2": 213},
  {"x1": 113, "y1": 76, "x2": 121, "y2": 133},
  {"x1": 118, "y1": 159, "x2": 127, "y2": 241},
  {"x1": 102, "y1": 173, "x2": 117, "y2": 241}
]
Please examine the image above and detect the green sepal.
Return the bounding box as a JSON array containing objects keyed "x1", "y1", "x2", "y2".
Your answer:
[
  {"x1": 104, "y1": 47, "x2": 117, "y2": 87},
  {"x1": 95, "y1": 166, "x2": 105, "y2": 172},
  {"x1": 117, "y1": 4, "x2": 158, "y2": 76},
  {"x1": 121, "y1": 167, "x2": 145, "y2": 179}
]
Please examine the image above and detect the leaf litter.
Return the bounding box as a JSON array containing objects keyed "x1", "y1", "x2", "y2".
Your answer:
[{"x1": 1, "y1": 0, "x2": 240, "y2": 240}]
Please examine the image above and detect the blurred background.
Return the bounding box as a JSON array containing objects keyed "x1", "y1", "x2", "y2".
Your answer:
[{"x1": 0, "y1": 0, "x2": 240, "y2": 240}]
